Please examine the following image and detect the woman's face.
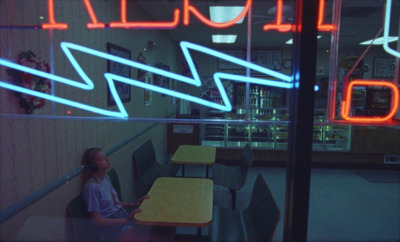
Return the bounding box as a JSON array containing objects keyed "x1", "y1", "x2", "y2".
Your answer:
[{"x1": 93, "y1": 150, "x2": 110, "y2": 171}]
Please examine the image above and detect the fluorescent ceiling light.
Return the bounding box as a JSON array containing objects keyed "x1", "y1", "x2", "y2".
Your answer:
[
  {"x1": 285, "y1": 39, "x2": 293, "y2": 45},
  {"x1": 209, "y1": 6, "x2": 245, "y2": 24},
  {"x1": 360, "y1": 36, "x2": 398, "y2": 45},
  {"x1": 212, "y1": 35, "x2": 237, "y2": 44},
  {"x1": 286, "y1": 36, "x2": 322, "y2": 45}
]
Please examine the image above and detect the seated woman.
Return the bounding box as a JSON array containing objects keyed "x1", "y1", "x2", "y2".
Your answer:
[{"x1": 81, "y1": 148, "x2": 149, "y2": 241}]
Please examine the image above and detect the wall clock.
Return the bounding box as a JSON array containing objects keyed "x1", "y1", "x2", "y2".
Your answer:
[{"x1": 283, "y1": 59, "x2": 292, "y2": 69}]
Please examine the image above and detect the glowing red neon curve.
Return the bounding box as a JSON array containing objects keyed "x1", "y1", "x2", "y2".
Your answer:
[
  {"x1": 109, "y1": 0, "x2": 180, "y2": 29},
  {"x1": 341, "y1": 80, "x2": 399, "y2": 123},
  {"x1": 183, "y1": 0, "x2": 252, "y2": 28},
  {"x1": 41, "y1": 0, "x2": 68, "y2": 30}
]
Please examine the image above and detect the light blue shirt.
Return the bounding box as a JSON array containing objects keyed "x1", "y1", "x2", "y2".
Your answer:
[{"x1": 83, "y1": 176, "x2": 122, "y2": 218}]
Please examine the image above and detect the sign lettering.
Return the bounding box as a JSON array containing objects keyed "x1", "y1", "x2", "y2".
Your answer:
[{"x1": 5, "y1": 0, "x2": 334, "y2": 31}]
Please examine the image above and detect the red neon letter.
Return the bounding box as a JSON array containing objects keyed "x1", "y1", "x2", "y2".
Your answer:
[
  {"x1": 183, "y1": 0, "x2": 252, "y2": 28},
  {"x1": 341, "y1": 80, "x2": 399, "y2": 123},
  {"x1": 317, "y1": 0, "x2": 335, "y2": 31},
  {"x1": 42, "y1": 0, "x2": 68, "y2": 29},
  {"x1": 263, "y1": 0, "x2": 334, "y2": 32},
  {"x1": 263, "y1": 0, "x2": 293, "y2": 32},
  {"x1": 109, "y1": 0, "x2": 180, "y2": 29},
  {"x1": 83, "y1": 0, "x2": 105, "y2": 29}
]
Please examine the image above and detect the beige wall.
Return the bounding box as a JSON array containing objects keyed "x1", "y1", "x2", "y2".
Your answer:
[{"x1": 0, "y1": 0, "x2": 180, "y2": 240}]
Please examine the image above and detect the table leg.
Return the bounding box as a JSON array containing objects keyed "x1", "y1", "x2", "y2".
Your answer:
[
  {"x1": 181, "y1": 164, "x2": 185, "y2": 177},
  {"x1": 197, "y1": 227, "x2": 202, "y2": 237},
  {"x1": 206, "y1": 166, "x2": 209, "y2": 178}
]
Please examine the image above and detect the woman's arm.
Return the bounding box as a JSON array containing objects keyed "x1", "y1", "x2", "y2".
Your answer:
[
  {"x1": 119, "y1": 195, "x2": 150, "y2": 209},
  {"x1": 89, "y1": 209, "x2": 141, "y2": 226}
]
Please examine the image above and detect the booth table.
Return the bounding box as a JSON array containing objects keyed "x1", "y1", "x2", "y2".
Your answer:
[
  {"x1": 134, "y1": 177, "x2": 213, "y2": 236},
  {"x1": 171, "y1": 145, "x2": 216, "y2": 177}
]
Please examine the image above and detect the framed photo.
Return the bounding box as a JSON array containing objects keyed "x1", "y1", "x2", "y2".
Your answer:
[
  {"x1": 154, "y1": 64, "x2": 171, "y2": 96},
  {"x1": 258, "y1": 50, "x2": 282, "y2": 70},
  {"x1": 106, "y1": 43, "x2": 131, "y2": 106},
  {"x1": 144, "y1": 72, "x2": 152, "y2": 106},
  {"x1": 137, "y1": 52, "x2": 147, "y2": 81},
  {"x1": 373, "y1": 57, "x2": 395, "y2": 78},
  {"x1": 171, "y1": 80, "x2": 176, "y2": 104},
  {"x1": 218, "y1": 50, "x2": 245, "y2": 70}
]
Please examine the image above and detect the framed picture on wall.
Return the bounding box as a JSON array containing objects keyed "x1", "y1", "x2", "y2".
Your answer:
[
  {"x1": 218, "y1": 50, "x2": 245, "y2": 70},
  {"x1": 144, "y1": 72, "x2": 152, "y2": 106},
  {"x1": 257, "y1": 50, "x2": 282, "y2": 70},
  {"x1": 373, "y1": 57, "x2": 395, "y2": 78},
  {"x1": 106, "y1": 43, "x2": 131, "y2": 106},
  {"x1": 154, "y1": 63, "x2": 171, "y2": 96}
]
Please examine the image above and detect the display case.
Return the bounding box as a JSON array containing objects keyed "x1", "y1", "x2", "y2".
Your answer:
[
  {"x1": 200, "y1": 80, "x2": 351, "y2": 151},
  {"x1": 201, "y1": 107, "x2": 351, "y2": 151},
  {"x1": 202, "y1": 109, "x2": 226, "y2": 146},
  {"x1": 313, "y1": 110, "x2": 351, "y2": 151}
]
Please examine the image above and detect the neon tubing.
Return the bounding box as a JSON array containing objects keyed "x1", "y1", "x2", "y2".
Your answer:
[
  {"x1": 340, "y1": 27, "x2": 384, "y2": 114},
  {"x1": 0, "y1": 81, "x2": 126, "y2": 118},
  {"x1": 263, "y1": 0, "x2": 293, "y2": 32},
  {"x1": 109, "y1": 0, "x2": 180, "y2": 29},
  {"x1": 183, "y1": 0, "x2": 252, "y2": 28},
  {"x1": 83, "y1": 0, "x2": 105, "y2": 29},
  {"x1": 263, "y1": 0, "x2": 334, "y2": 32},
  {"x1": 0, "y1": 41, "x2": 292, "y2": 118},
  {"x1": 0, "y1": 25, "x2": 42, "y2": 29},
  {"x1": 179, "y1": 41, "x2": 291, "y2": 83},
  {"x1": 0, "y1": 59, "x2": 93, "y2": 90},
  {"x1": 121, "y1": 0, "x2": 127, "y2": 23},
  {"x1": 41, "y1": 0, "x2": 68, "y2": 29},
  {"x1": 327, "y1": 0, "x2": 343, "y2": 122},
  {"x1": 383, "y1": 0, "x2": 400, "y2": 58},
  {"x1": 341, "y1": 80, "x2": 399, "y2": 123},
  {"x1": 317, "y1": 0, "x2": 335, "y2": 31}
]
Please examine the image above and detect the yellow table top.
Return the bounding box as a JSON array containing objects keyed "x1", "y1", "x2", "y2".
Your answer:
[
  {"x1": 134, "y1": 177, "x2": 213, "y2": 227},
  {"x1": 171, "y1": 145, "x2": 216, "y2": 165}
]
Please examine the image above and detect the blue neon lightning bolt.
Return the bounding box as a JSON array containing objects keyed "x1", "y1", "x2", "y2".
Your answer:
[
  {"x1": 0, "y1": 41, "x2": 292, "y2": 118},
  {"x1": 383, "y1": 0, "x2": 400, "y2": 58}
]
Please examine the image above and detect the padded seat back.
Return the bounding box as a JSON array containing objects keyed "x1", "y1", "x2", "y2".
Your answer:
[
  {"x1": 132, "y1": 140, "x2": 157, "y2": 177},
  {"x1": 67, "y1": 193, "x2": 102, "y2": 241},
  {"x1": 107, "y1": 168, "x2": 123, "y2": 201},
  {"x1": 239, "y1": 144, "x2": 254, "y2": 182},
  {"x1": 243, "y1": 174, "x2": 281, "y2": 242}
]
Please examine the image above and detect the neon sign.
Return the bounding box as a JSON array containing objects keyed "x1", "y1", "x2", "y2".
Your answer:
[
  {"x1": 41, "y1": 0, "x2": 68, "y2": 30},
  {"x1": 2, "y1": 0, "x2": 335, "y2": 31},
  {"x1": 341, "y1": 80, "x2": 399, "y2": 123},
  {"x1": 0, "y1": 42, "x2": 292, "y2": 118},
  {"x1": 2, "y1": 0, "x2": 399, "y2": 124},
  {"x1": 383, "y1": 0, "x2": 400, "y2": 58},
  {"x1": 182, "y1": 0, "x2": 252, "y2": 28},
  {"x1": 328, "y1": 0, "x2": 399, "y2": 125}
]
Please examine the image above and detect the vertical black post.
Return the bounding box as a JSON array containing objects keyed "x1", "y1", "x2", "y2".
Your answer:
[{"x1": 283, "y1": 0, "x2": 320, "y2": 241}]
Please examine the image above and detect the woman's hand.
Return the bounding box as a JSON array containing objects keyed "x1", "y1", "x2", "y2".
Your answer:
[
  {"x1": 135, "y1": 195, "x2": 150, "y2": 206},
  {"x1": 124, "y1": 195, "x2": 150, "y2": 223},
  {"x1": 120, "y1": 195, "x2": 150, "y2": 209},
  {"x1": 126, "y1": 208, "x2": 142, "y2": 223}
]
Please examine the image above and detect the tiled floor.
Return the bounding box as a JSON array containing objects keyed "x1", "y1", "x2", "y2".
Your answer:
[{"x1": 177, "y1": 165, "x2": 400, "y2": 241}]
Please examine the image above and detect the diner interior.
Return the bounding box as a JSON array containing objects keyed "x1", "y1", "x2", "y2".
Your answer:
[{"x1": 0, "y1": 0, "x2": 399, "y2": 241}]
